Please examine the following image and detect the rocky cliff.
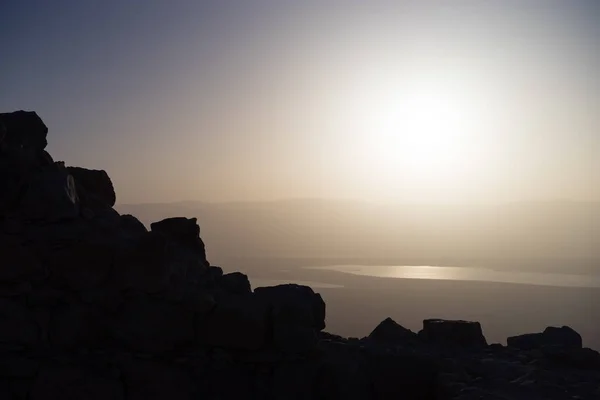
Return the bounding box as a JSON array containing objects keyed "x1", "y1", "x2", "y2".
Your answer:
[{"x1": 0, "y1": 111, "x2": 599, "y2": 399}]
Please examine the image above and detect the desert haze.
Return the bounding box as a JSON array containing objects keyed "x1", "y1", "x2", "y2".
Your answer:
[
  {"x1": 117, "y1": 199, "x2": 599, "y2": 273},
  {"x1": 117, "y1": 199, "x2": 600, "y2": 349}
]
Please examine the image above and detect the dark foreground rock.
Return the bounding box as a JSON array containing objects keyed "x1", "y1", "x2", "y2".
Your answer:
[
  {"x1": 150, "y1": 217, "x2": 209, "y2": 266},
  {"x1": 0, "y1": 111, "x2": 599, "y2": 400},
  {"x1": 507, "y1": 325, "x2": 583, "y2": 350},
  {"x1": 419, "y1": 319, "x2": 488, "y2": 348},
  {"x1": 67, "y1": 166, "x2": 116, "y2": 210},
  {"x1": 368, "y1": 317, "x2": 418, "y2": 344}
]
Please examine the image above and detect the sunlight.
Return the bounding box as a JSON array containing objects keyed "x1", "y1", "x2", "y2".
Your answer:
[
  {"x1": 321, "y1": 69, "x2": 495, "y2": 202},
  {"x1": 363, "y1": 78, "x2": 480, "y2": 182},
  {"x1": 325, "y1": 68, "x2": 490, "y2": 200}
]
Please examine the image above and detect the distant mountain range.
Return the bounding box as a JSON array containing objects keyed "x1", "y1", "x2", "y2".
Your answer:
[{"x1": 116, "y1": 199, "x2": 599, "y2": 274}]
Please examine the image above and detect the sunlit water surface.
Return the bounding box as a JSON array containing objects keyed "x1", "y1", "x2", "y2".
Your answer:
[
  {"x1": 252, "y1": 279, "x2": 344, "y2": 289},
  {"x1": 308, "y1": 265, "x2": 600, "y2": 288}
]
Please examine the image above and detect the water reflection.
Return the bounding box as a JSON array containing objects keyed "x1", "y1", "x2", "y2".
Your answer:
[
  {"x1": 311, "y1": 265, "x2": 600, "y2": 288},
  {"x1": 252, "y1": 278, "x2": 343, "y2": 289}
]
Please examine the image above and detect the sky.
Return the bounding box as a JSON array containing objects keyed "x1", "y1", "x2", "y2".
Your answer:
[{"x1": 1, "y1": 0, "x2": 599, "y2": 204}]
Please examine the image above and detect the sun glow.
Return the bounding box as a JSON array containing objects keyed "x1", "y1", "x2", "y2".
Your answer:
[
  {"x1": 362, "y1": 79, "x2": 482, "y2": 181},
  {"x1": 324, "y1": 69, "x2": 492, "y2": 200}
]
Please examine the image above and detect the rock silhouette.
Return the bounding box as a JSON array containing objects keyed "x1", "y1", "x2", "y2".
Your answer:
[
  {"x1": 507, "y1": 325, "x2": 583, "y2": 351},
  {"x1": 0, "y1": 110, "x2": 599, "y2": 399},
  {"x1": 419, "y1": 319, "x2": 487, "y2": 348},
  {"x1": 368, "y1": 317, "x2": 418, "y2": 344}
]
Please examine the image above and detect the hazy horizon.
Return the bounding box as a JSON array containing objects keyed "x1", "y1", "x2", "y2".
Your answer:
[
  {"x1": 2, "y1": 0, "x2": 599, "y2": 205},
  {"x1": 116, "y1": 198, "x2": 599, "y2": 276},
  {"x1": 116, "y1": 196, "x2": 600, "y2": 207}
]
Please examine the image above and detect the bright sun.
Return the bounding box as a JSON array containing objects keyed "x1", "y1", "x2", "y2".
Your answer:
[
  {"x1": 384, "y1": 90, "x2": 472, "y2": 175},
  {"x1": 342, "y1": 77, "x2": 483, "y2": 184}
]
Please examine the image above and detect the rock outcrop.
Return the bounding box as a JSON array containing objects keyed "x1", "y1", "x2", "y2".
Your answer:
[
  {"x1": 368, "y1": 317, "x2": 418, "y2": 344},
  {"x1": 1, "y1": 111, "x2": 599, "y2": 399},
  {"x1": 419, "y1": 319, "x2": 488, "y2": 348},
  {"x1": 507, "y1": 326, "x2": 583, "y2": 350},
  {"x1": 67, "y1": 166, "x2": 116, "y2": 210}
]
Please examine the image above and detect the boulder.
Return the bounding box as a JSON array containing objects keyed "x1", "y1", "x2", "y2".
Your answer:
[
  {"x1": 254, "y1": 284, "x2": 326, "y2": 353},
  {"x1": 88, "y1": 206, "x2": 122, "y2": 232},
  {"x1": 198, "y1": 294, "x2": 267, "y2": 350},
  {"x1": 0, "y1": 111, "x2": 48, "y2": 151},
  {"x1": 220, "y1": 272, "x2": 251, "y2": 295},
  {"x1": 254, "y1": 284, "x2": 326, "y2": 331},
  {"x1": 199, "y1": 265, "x2": 223, "y2": 288},
  {"x1": 0, "y1": 147, "x2": 52, "y2": 215},
  {"x1": 18, "y1": 164, "x2": 79, "y2": 222},
  {"x1": 67, "y1": 166, "x2": 116, "y2": 209},
  {"x1": 150, "y1": 217, "x2": 208, "y2": 265},
  {"x1": 507, "y1": 332, "x2": 544, "y2": 350},
  {"x1": 0, "y1": 114, "x2": 56, "y2": 211},
  {"x1": 507, "y1": 325, "x2": 583, "y2": 350},
  {"x1": 111, "y1": 296, "x2": 195, "y2": 353},
  {"x1": 542, "y1": 326, "x2": 583, "y2": 349},
  {"x1": 119, "y1": 214, "x2": 148, "y2": 236},
  {"x1": 419, "y1": 319, "x2": 487, "y2": 347},
  {"x1": 0, "y1": 124, "x2": 54, "y2": 216},
  {"x1": 368, "y1": 317, "x2": 418, "y2": 344}
]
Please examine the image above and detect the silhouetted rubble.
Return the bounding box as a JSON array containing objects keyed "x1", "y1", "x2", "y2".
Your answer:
[
  {"x1": 507, "y1": 325, "x2": 582, "y2": 350},
  {"x1": 368, "y1": 317, "x2": 418, "y2": 344},
  {"x1": 419, "y1": 319, "x2": 488, "y2": 348},
  {"x1": 0, "y1": 111, "x2": 599, "y2": 399}
]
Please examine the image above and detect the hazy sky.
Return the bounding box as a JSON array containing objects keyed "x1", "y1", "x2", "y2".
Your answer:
[{"x1": 2, "y1": 1, "x2": 598, "y2": 204}]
